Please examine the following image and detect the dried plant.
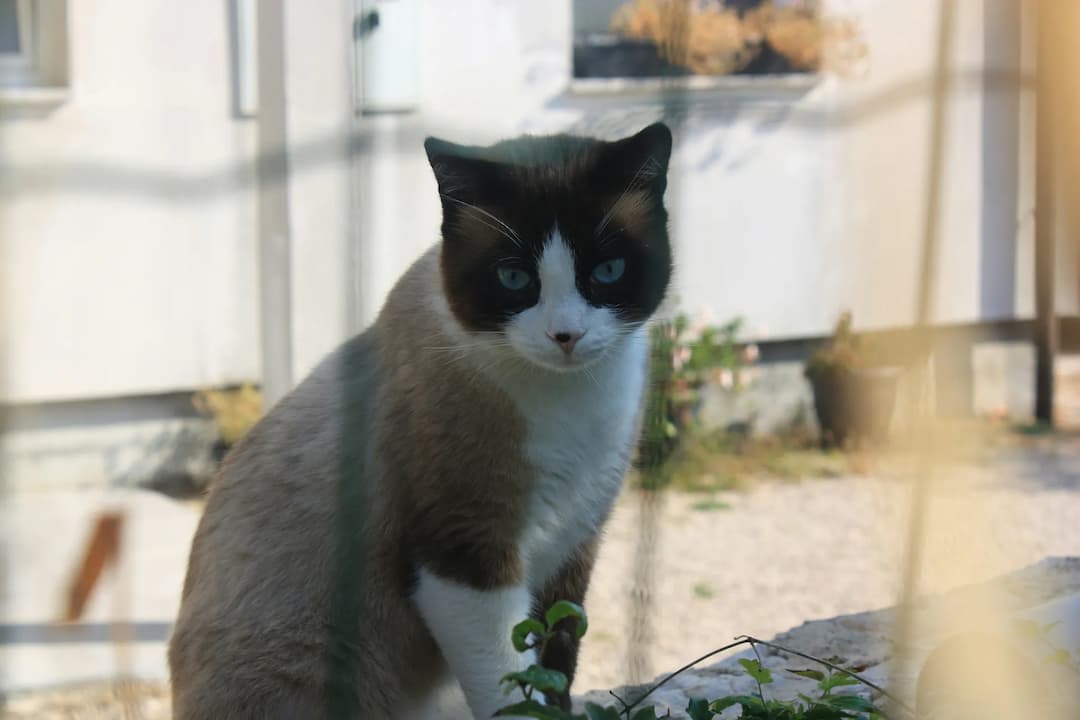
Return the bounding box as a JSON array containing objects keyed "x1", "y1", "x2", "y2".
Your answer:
[
  {"x1": 750, "y1": 4, "x2": 868, "y2": 76},
  {"x1": 610, "y1": 0, "x2": 867, "y2": 77},
  {"x1": 612, "y1": 0, "x2": 762, "y2": 75},
  {"x1": 192, "y1": 383, "x2": 263, "y2": 447}
]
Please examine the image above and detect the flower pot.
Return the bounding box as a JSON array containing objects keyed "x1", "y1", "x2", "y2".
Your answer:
[{"x1": 809, "y1": 366, "x2": 898, "y2": 448}]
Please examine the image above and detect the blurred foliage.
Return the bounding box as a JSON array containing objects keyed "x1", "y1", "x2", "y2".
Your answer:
[
  {"x1": 640, "y1": 426, "x2": 851, "y2": 492},
  {"x1": 192, "y1": 383, "x2": 262, "y2": 446},
  {"x1": 637, "y1": 311, "x2": 756, "y2": 489}
]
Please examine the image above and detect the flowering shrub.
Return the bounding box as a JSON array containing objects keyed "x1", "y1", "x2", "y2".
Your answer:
[{"x1": 638, "y1": 309, "x2": 758, "y2": 484}]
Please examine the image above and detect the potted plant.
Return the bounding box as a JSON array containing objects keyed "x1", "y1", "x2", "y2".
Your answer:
[{"x1": 804, "y1": 312, "x2": 898, "y2": 448}]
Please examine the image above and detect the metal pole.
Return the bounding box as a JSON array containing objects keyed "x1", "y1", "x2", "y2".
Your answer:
[
  {"x1": 1034, "y1": 0, "x2": 1059, "y2": 425},
  {"x1": 256, "y1": 0, "x2": 294, "y2": 408}
]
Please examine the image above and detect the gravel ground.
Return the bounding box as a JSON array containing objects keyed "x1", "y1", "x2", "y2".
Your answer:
[
  {"x1": 4, "y1": 447, "x2": 1079, "y2": 717},
  {"x1": 575, "y1": 463, "x2": 1080, "y2": 692}
]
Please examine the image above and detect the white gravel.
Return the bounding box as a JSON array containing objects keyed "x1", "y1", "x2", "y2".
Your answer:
[
  {"x1": 576, "y1": 468, "x2": 1080, "y2": 693},
  {"x1": 4, "y1": 446, "x2": 1079, "y2": 717}
]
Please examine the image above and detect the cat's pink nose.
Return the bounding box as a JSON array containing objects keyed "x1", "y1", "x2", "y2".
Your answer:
[{"x1": 548, "y1": 330, "x2": 585, "y2": 354}]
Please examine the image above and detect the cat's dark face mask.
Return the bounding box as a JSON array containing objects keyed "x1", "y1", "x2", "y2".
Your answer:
[{"x1": 425, "y1": 123, "x2": 674, "y2": 372}]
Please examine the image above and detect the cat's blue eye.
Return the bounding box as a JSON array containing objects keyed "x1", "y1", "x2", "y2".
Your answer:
[
  {"x1": 592, "y1": 258, "x2": 626, "y2": 284},
  {"x1": 496, "y1": 266, "x2": 531, "y2": 291}
]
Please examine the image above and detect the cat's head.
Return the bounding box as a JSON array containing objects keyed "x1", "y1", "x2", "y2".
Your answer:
[{"x1": 425, "y1": 123, "x2": 673, "y2": 373}]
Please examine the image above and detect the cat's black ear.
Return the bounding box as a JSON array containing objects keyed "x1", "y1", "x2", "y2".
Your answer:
[
  {"x1": 424, "y1": 137, "x2": 500, "y2": 204},
  {"x1": 599, "y1": 122, "x2": 673, "y2": 193}
]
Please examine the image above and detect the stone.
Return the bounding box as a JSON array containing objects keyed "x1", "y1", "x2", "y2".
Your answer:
[{"x1": 574, "y1": 557, "x2": 1080, "y2": 719}]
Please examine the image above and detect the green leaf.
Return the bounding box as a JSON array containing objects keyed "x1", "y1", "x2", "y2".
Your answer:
[
  {"x1": 788, "y1": 668, "x2": 826, "y2": 682},
  {"x1": 511, "y1": 619, "x2": 546, "y2": 652},
  {"x1": 1045, "y1": 648, "x2": 1072, "y2": 665},
  {"x1": 802, "y1": 705, "x2": 856, "y2": 720},
  {"x1": 1040, "y1": 620, "x2": 1062, "y2": 634},
  {"x1": 710, "y1": 695, "x2": 767, "y2": 713},
  {"x1": 1012, "y1": 618, "x2": 1042, "y2": 637},
  {"x1": 819, "y1": 672, "x2": 861, "y2": 693},
  {"x1": 584, "y1": 703, "x2": 622, "y2": 720},
  {"x1": 766, "y1": 704, "x2": 803, "y2": 720},
  {"x1": 494, "y1": 699, "x2": 580, "y2": 719},
  {"x1": 737, "y1": 658, "x2": 774, "y2": 685},
  {"x1": 629, "y1": 706, "x2": 660, "y2": 720},
  {"x1": 690, "y1": 499, "x2": 732, "y2": 512},
  {"x1": 545, "y1": 601, "x2": 588, "y2": 638},
  {"x1": 686, "y1": 697, "x2": 714, "y2": 720},
  {"x1": 500, "y1": 666, "x2": 568, "y2": 695},
  {"x1": 824, "y1": 695, "x2": 876, "y2": 713}
]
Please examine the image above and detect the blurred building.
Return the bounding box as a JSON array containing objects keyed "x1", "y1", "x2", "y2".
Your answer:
[{"x1": 0, "y1": 1, "x2": 1063, "y2": 491}]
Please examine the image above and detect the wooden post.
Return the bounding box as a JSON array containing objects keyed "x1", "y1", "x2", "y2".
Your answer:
[
  {"x1": 1034, "y1": 0, "x2": 1059, "y2": 424},
  {"x1": 64, "y1": 512, "x2": 124, "y2": 622}
]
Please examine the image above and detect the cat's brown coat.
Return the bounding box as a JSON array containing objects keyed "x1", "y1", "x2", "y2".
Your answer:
[{"x1": 169, "y1": 249, "x2": 596, "y2": 718}]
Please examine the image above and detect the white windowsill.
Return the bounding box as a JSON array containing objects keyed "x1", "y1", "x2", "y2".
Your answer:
[
  {"x1": 0, "y1": 85, "x2": 68, "y2": 108},
  {"x1": 568, "y1": 73, "x2": 823, "y2": 100}
]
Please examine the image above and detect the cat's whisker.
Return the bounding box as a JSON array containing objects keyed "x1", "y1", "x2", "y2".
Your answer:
[
  {"x1": 423, "y1": 341, "x2": 514, "y2": 352},
  {"x1": 440, "y1": 194, "x2": 524, "y2": 248},
  {"x1": 594, "y1": 155, "x2": 660, "y2": 238},
  {"x1": 582, "y1": 364, "x2": 602, "y2": 391},
  {"x1": 450, "y1": 212, "x2": 520, "y2": 249},
  {"x1": 597, "y1": 227, "x2": 627, "y2": 250}
]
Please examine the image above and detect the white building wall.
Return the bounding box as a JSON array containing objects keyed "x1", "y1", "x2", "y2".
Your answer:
[
  {"x1": 0, "y1": 0, "x2": 260, "y2": 405},
  {"x1": 351, "y1": 0, "x2": 1038, "y2": 343},
  {"x1": 0, "y1": 0, "x2": 1043, "y2": 489}
]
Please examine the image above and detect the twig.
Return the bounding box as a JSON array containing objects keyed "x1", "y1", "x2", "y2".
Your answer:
[
  {"x1": 615, "y1": 634, "x2": 916, "y2": 719},
  {"x1": 619, "y1": 637, "x2": 752, "y2": 717},
  {"x1": 737, "y1": 635, "x2": 915, "y2": 716}
]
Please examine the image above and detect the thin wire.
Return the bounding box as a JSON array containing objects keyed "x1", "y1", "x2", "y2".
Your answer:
[{"x1": 625, "y1": 0, "x2": 692, "y2": 686}]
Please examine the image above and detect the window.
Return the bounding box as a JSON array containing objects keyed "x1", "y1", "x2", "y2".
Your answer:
[
  {"x1": 0, "y1": 0, "x2": 68, "y2": 92},
  {"x1": 572, "y1": 0, "x2": 863, "y2": 83}
]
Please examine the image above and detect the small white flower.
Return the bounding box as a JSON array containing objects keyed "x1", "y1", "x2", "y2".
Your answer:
[
  {"x1": 743, "y1": 343, "x2": 760, "y2": 363},
  {"x1": 719, "y1": 369, "x2": 734, "y2": 388}
]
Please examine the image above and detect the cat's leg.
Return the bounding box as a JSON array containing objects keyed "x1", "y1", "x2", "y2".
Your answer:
[
  {"x1": 532, "y1": 539, "x2": 598, "y2": 710},
  {"x1": 413, "y1": 562, "x2": 540, "y2": 720}
]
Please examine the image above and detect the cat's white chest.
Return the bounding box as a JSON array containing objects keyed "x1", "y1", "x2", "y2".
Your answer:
[{"x1": 502, "y1": 333, "x2": 649, "y2": 589}]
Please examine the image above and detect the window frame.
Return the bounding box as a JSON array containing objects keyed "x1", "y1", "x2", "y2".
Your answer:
[
  {"x1": 0, "y1": 0, "x2": 37, "y2": 86},
  {"x1": 0, "y1": 0, "x2": 68, "y2": 102}
]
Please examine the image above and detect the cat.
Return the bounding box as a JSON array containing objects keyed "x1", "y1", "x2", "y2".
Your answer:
[{"x1": 168, "y1": 121, "x2": 673, "y2": 720}]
